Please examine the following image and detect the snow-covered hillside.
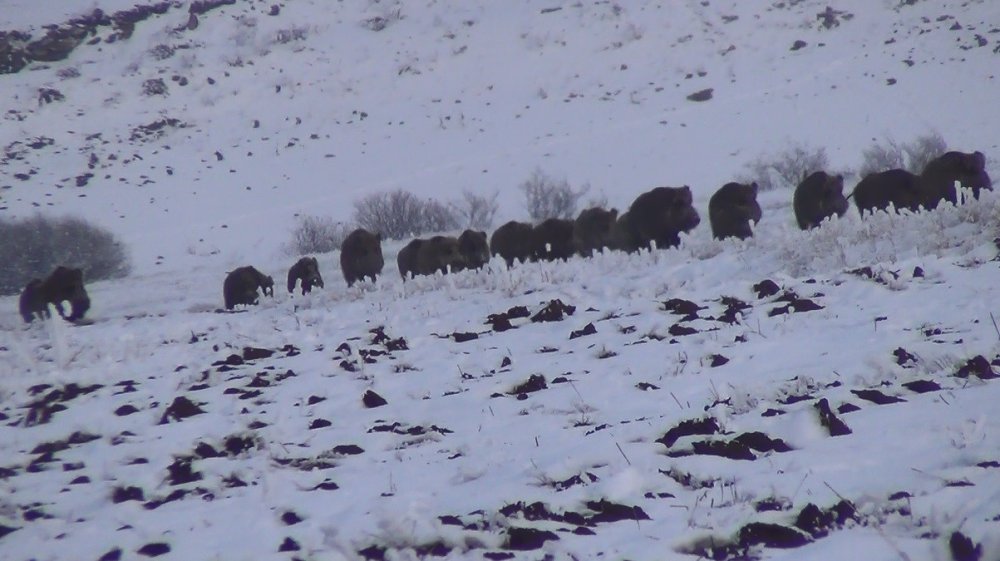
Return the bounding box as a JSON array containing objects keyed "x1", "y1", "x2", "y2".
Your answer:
[
  {"x1": 1, "y1": 0, "x2": 998, "y2": 271},
  {"x1": 2, "y1": 1, "x2": 1000, "y2": 560}
]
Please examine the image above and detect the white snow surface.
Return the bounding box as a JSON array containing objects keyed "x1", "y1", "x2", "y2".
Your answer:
[{"x1": 2, "y1": 1, "x2": 1000, "y2": 560}]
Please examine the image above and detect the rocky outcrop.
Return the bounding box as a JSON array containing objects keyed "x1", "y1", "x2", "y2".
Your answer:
[{"x1": 0, "y1": 1, "x2": 237, "y2": 75}]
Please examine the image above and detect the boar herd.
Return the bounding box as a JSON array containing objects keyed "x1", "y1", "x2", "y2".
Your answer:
[{"x1": 15, "y1": 150, "x2": 992, "y2": 320}]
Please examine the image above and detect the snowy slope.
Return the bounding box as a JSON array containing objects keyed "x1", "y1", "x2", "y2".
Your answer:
[
  {"x1": 3, "y1": 199, "x2": 1000, "y2": 560},
  {"x1": 2, "y1": 1, "x2": 1000, "y2": 560},
  {"x1": 1, "y1": 0, "x2": 998, "y2": 272}
]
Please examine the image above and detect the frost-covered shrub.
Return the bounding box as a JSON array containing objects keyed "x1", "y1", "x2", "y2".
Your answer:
[
  {"x1": 142, "y1": 78, "x2": 168, "y2": 96},
  {"x1": 740, "y1": 144, "x2": 829, "y2": 191},
  {"x1": 0, "y1": 214, "x2": 131, "y2": 295},
  {"x1": 353, "y1": 189, "x2": 460, "y2": 240},
  {"x1": 419, "y1": 198, "x2": 461, "y2": 234},
  {"x1": 57, "y1": 66, "x2": 80, "y2": 80},
  {"x1": 274, "y1": 26, "x2": 309, "y2": 44},
  {"x1": 520, "y1": 168, "x2": 589, "y2": 221},
  {"x1": 451, "y1": 190, "x2": 499, "y2": 230},
  {"x1": 149, "y1": 44, "x2": 175, "y2": 61},
  {"x1": 858, "y1": 132, "x2": 946, "y2": 177},
  {"x1": 287, "y1": 215, "x2": 355, "y2": 255},
  {"x1": 362, "y1": 5, "x2": 403, "y2": 32}
]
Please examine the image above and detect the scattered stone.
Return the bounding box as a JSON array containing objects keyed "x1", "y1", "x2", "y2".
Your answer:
[
  {"x1": 112, "y1": 486, "x2": 144, "y2": 503},
  {"x1": 358, "y1": 545, "x2": 386, "y2": 560},
  {"x1": 956, "y1": 356, "x2": 998, "y2": 379},
  {"x1": 732, "y1": 432, "x2": 792, "y2": 453},
  {"x1": 142, "y1": 78, "x2": 168, "y2": 96},
  {"x1": 165, "y1": 457, "x2": 201, "y2": 485},
  {"x1": 38, "y1": 88, "x2": 65, "y2": 105},
  {"x1": 333, "y1": 444, "x2": 364, "y2": 455},
  {"x1": 717, "y1": 296, "x2": 750, "y2": 324},
  {"x1": 569, "y1": 323, "x2": 596, "y2": 339},
  {"x1": 755, "y1": 497, "x2": 791, "y2": 512},
  {"x1": 585, "y1": 499, "x2": 650, "y2": 523},
  {"x1": 837, "y1": 403, "x2": 861, "y2": 414},
  {"x1": 278, "y1": 537, "x2": 301, "y2": 552},
  {"x1": 531, "y1": 299, "x2": 575, "y2": 322},
  {"x1": 243, "y1": 346, "x2": 274, "y2": 361},
  {"x1": 509, "y1": 374, "x2": 547, "y2": 396},
  {"x1": 224, "y1": 435, "x2": 254, "y2": 456},
  {"x1": 309, "y1": 419, "x2": 331, "y2": 430},
  {"x1": 851, "y1": 389, "x2": 905, "y2": 405},
  {"x1": 362, "y1": 390, "x2": 387, "y2": 408},
  {"x1": 657, "y1": 417, "x2": 720, "y2": 447},
  {"x1": 687, "y1": 88, "x2": 713, "y2": 102},
  {"x1": 794, "y1": 501, "x2": 855, "y2": 538},
  {"x1": 950, "y1": 531, "x2": 982, "y2": 561},
  {"x1": 769, "y1": 296, "x2": 824, "y2": 316},
  {"x1": 137, "y1": 542, "x2": 170, "y2": 557},
  {"x1": 98, "y1": 548, "x2": 122, "y2": 561},
  {"x1": 662, "y1": 298, "x2": 703, "y2": 316},
  {"x1": 194, "y1": 442, "x2": 220, "y2": 459},
  {"x1": 690, "y1": 439, "x2": 756, "y2": 460},
  {"x1": 709, "y1": 354, "x2": 729, "y2": 367},
  {"x1": 668, "y1": 323, "x2": 698, "y2": 336},
  {"x1": 189, "y1": 0, "x2": 236, "y2": 16},
  {"x1": 894, "y1": 347, "x2": 917, "y2": 366},
  {"x1": 159, "y1": 396, "x2": 205, "y2": 424},
  {"x1": 505, "y1": 527, "x2": 559, "y2": 550},
  {"x1": 814, "y1": 398, "x2": 851, "y2": 436}
]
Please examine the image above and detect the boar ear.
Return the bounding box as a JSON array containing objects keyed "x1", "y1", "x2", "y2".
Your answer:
[
  {"x1": 750, "y1": 182, "x2": 759, "y2": 195},
  {"x1": 610, "y1": 208, "x2": 619, "y2": 219}
]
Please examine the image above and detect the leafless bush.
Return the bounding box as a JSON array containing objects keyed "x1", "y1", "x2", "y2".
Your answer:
[
  {"x1": 142, "y1": 78, "x2": 168, "y2": 96},
  {"x1": 858, "y1": 132, "x2": 947, "y2": 177},
  {"x1": 903, "y1": 133, "x2": 947, "y2": 172},
  {"x1": 275, "y1": 26, "x2": 309, "y2": 44},
  {"x1": 0, "y1": 214, "x2": 131, "y2": 296},
  {"x1": 451, "y1": 190, "x2": 499, "y2": 230},
  {"x1": 741, "y1": 145, "x2": 829, "y2": 191},
  {"x1": 420, "y1": 198, "x2": 460, "y2": 233},
  {"x1": 353, "y1": 189, "x2": 460, "y2": 240},
  {"x1": 287, "y1": 215, "x2": 355, "y2": 255},
  {"x1": 57, "y1": 66, "x2": 80, "y2": 80},
  {"x1": 149, "y1": 44, "x2": 175, "y2": 60},
  {"x1": 520, "y1": 168, "x2": 589, "y2": 221},
  {"x1": 362, "y1": 6, "x2": 403, "y2": 31}
]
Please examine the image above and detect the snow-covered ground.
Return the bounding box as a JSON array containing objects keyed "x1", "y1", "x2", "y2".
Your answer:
[
  {"x1": 2, "y1": 0, "x2": 998, "y2": 272},
  {"x1": 2, "y1": 1, "x2": 1000, "y2": 560}
]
